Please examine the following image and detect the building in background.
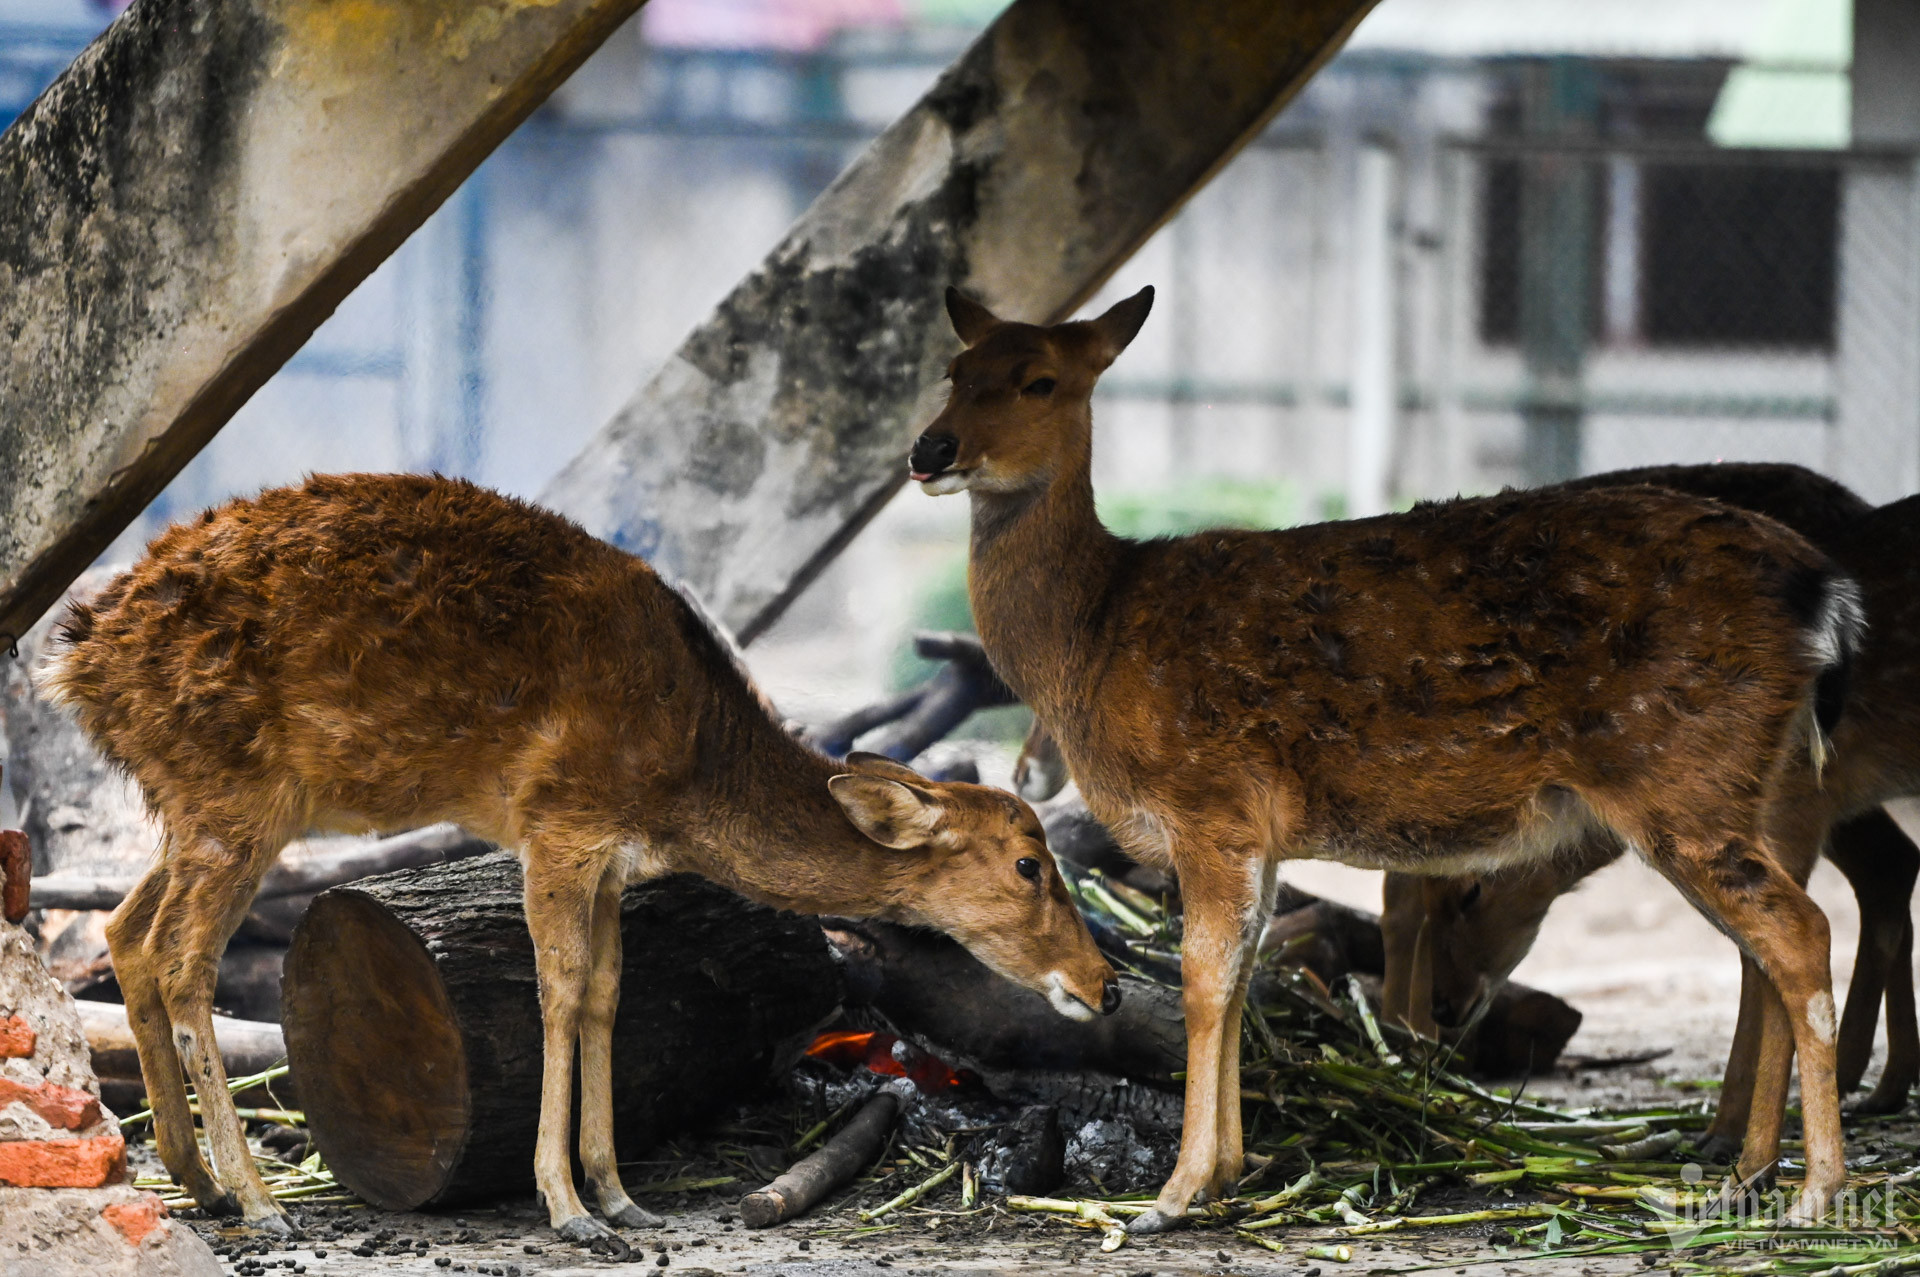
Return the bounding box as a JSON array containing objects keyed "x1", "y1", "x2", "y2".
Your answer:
[{"x1": 1, "y1": 0, "x2": 1909, "y2": 722}]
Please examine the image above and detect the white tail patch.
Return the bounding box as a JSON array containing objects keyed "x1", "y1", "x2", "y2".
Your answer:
[
  {"x1": 1805, "y1": 575, "x2": 1866, "y2": 669},
  {"x1": 1804, "y1": 575, "x2": 1866, "y2": 782}
]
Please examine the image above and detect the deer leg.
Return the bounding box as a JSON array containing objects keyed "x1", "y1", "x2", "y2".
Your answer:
[
  {"x1": 147, "y1": 839, "x2": 290, "y2": 1233},
  {"x1": 1732, "y1": 978, "x2": 1797, "y2": 1194},
  {"x1": 578, "y1": 866, "x2": 662, "y2": 1230},
  {"x1": 1859, "y1": 916, "x2": 1917, "y2": 1114},
  {"x1": 1131, "y1": 870, "x2": 1257, "y2": 1234},
  {"x1": 106, "y1": 860, "x2": 231, "y2": 1216},
  {"x1": 1381, "y1": 873, "x2": 1439, "y2": 1039},
  {"x1": 1646, "y1": 833, "x2": 1843, "y2": 1222},
  {"x1": 1826, "y1": 810, "x2": 1916, "y2": 1093},
  {"x1": 1825, "y1": 809, "x2": 1919, "y2": 1102},
  {"x1": 1697, "y1": 958, "x2": 1765, "y2": 1162},
  {"x1": 524, "y1": 850, "x2": 628, "y2": 1257},
  {"x1": 1213, "y1": 857, "x2": 1279, "y2": 1196}
]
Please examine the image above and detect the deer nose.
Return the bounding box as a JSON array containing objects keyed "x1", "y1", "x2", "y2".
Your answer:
[
  {"x1": 1101, "y1": 977, "x2": 1123, "y2": 1016},
  {"x1": 909, "y1": 432, "x2": 958, "y2": 478}
]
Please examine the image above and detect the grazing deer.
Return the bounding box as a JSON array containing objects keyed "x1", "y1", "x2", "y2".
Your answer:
[
  {"x1": 912, "y1": 288, "x2": 1863, "y2": 1228},
  {"x1": 1383, "y1": 465, "x2": 1920, "y2": 1126},
  {"x1": 41, "y1": 474, "x2": 1118, "y2": 1249}
]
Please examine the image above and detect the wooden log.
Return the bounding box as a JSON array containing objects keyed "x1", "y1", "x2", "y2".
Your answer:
[
  {"x1": 807, "y1": 632, "x2": 1015, "y2": 760},
  {"x1": 0, "y1": 830, "x2": 26, "y2": 926},
  {"x1": 280, "y1": 852, "x2": 840, "y2": 1210},
  {"x1": 76, "y1": 1001, "x2": 283, "y2": 1087},
  {"x1": 0, "y1": 0, "x2": 650, "y2": 647},
  {"x1": 738, "y1": 1091, "x2": 899, "y2": 1229},
  {"x1": 29, "y1": 823, "x2": 493, "y2": 912},
  {"x1": 542, "y1": 0, "x2": 1383, "y2": 642},
  {"x1": 828, "y1": 919, "x2": 1186, "y2": 1085}
]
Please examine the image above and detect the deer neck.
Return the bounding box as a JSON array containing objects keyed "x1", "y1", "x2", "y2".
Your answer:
[
  {"x1": 694, "y1": 723, "x2": 922, "y2": 921},
  {"x1": 966, "y1": 434, "x2": 1124, "y2": 716}
]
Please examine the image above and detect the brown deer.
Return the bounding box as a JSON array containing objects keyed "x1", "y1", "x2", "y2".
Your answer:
[
  {"x1": 40, "y1": 474, "x2": 1118, "y2": 1250},
  {"x1": 911, "y1": 288, "x2": 1863, "y2": 1228},
  {"x1": 1382, "y1": 464, "x2": 1920, "y2": 1128}
]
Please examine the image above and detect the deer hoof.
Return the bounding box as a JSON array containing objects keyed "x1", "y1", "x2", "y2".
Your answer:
[
  {"x1": 1847, "y1": 1086, "x2": 1911, "y2": 1117},
  {"x1": 606, "y1": 1202, "x2": 665, "y2": 1230},
  {"x1": 198, "y1": 1190, "x2": 242, "y2": 1219},
  {"x1": 247, "y1": 1209, "x2": 302, "y2": 1240},
  {"x1": 1126, "y1": 1208, "x2": 1181, "y2": 1235},
  {"x1": 557, "y1": 1217, "x2": 630, "y2": 1261},
  {"x1": 1691, "y1": 1132, "x2": 1741, "y2": 1163}
]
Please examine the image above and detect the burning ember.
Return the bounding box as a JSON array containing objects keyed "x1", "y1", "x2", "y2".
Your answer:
[{"x1": 803, "y1": 1028, "x2": 976, "y2": 1093}]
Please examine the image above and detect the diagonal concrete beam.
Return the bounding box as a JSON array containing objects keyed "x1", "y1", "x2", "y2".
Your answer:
[
  {"x1": 0, "y1": 0, "x2": 649, "y2": 645},
  {"x1": 543, "y1": 0, "x2": 1380, "y2": 643}
]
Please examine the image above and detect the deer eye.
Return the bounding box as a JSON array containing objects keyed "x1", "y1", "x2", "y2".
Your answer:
[
  {"x1": 1022, "y1": 377, "x2": 1056, "y2": 397},
  {"x1": 1016, "y1": 857, "x2": 1042, "y2": 881},
  {"x1": 1460, "y1": 882, "x2": 1483, "y2": 911}
]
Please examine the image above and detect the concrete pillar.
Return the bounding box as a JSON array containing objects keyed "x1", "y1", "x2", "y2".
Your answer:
[
  {"x1": 0, "y1": 0, "x2": 650, "y2": 646},
  {"x1": 1831, "y1": 0, "x2": 1920, "y2": 502},
  {"x1": 541, "y1": 0, "x2": 1386, "y2": 640}
]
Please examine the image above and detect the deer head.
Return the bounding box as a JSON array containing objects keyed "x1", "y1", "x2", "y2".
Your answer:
[
  {"x1": 828, "y1": 753, "x2": 1119, "y2": 1021},
  {"x1": 1391, "y1": 871, "x2": 1567, "y2": 1029},
  {"x1": 909, "y1": 287, "x2": 1154, "y2": 496}
]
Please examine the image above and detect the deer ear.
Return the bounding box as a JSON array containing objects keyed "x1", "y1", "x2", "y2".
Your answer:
[
  {"x1": 1086, "y1": 286, "x2": 1155, "y2": 369},
  {"x1": 843, "y1": 751, "x2": 928, "y2": 784},
  {"x1": 946, "y1": 287, "x2": 1002, "y2": 346},
  {"x1": 829, "y1": 774, "x2": 944, "y2": 850}
]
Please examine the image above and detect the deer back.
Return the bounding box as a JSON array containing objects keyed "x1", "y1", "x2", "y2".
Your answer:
[
  {"x1": 990, "y1": 485, "x2": 1850, "y2": 868},
  {"x1": 42, "y1": 474, "x2": 754, "y2": 849}
]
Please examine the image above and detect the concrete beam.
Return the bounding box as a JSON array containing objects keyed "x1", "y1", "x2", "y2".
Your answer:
[
  {"x1": 0, "y1": 0, "x2": 648, "y2": 645},
  {"x1": 543, "y1": 0, "x2": 1380, "y2": 642}
]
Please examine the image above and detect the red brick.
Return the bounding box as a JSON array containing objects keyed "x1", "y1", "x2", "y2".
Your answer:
[
  {"x1": 0, "y1": 1016, "x2": 33, "y2": 1060},
  {"x1": 102, "y1": 1194, "x2": 169, "y2": 1247},
  {"x1": 0, "y1": 1074, "x2": 100, "y2": 1130},
  {"x1": 0, "y1": 1132, "x2": 127, "y2": 1187}
]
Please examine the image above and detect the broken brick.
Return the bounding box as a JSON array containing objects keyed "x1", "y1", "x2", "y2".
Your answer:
[
  {"x1": 102, "y1": 1194, "x2": 169, "y2": 1246},
  {"x1": 0, "y1": 1015, "x2": 33, "y2": 1059},
  {"x1": 0, "y1": 1132, "x2": 126, "y2": 1187},
  {"x1": 0, "y1": 1074, "x2": 100, "y2": 1130}
]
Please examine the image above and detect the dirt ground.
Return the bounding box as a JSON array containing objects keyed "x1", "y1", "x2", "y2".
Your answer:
[{"x1": 156, "y1": 802, "x2": 1920, "y2": 1277}]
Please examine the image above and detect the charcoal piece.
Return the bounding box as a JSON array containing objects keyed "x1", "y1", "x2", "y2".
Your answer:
[{"x1": 977, "y1": 1105, "x2": 1065, "y2": 1197}]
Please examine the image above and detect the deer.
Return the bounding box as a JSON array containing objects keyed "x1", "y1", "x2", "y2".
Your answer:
[
  {"x1": 910, "y1": 286, "x2": 1864, "y2": 1229},
  {"x1": 39, "y1": 473, "x2": 1119, "y2": 1252},
  {"x1": 1381, "y1": 464, "x2": 1920, "y2": 1131}
]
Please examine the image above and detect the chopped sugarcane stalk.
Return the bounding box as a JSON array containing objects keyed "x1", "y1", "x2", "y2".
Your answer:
[{"x1": 859, "y1": 1160, "x2": 959, "y2": 1222}]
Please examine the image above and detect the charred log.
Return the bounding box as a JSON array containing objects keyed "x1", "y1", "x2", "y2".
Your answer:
[
  {"x1": 739, "y1": 1091, "x2": 899, "y2": 1229},
  {"x1": 281, "y1": 852, "x2": 839, "y2": 1210},
  {"x1": 827, "y1": 919, "x2": 1184, "y2": 1085},
  {"x1": 977, "y1": 1105, "x2": 1066, "y2": 1197}
]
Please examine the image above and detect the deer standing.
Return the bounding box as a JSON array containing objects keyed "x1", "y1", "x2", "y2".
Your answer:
[
  {"x1": 912, "y1": 288, "x2": 1862, "y2": 1228},
  {"x1": 42, "y1": 474, "x2": 1118, "y2": 1249},
  {"x1": 1382, "y1": 464, "x2": 1920, "y2": 1126}
]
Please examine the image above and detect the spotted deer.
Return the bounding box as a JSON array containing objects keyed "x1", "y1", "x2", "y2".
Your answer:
[
  {"x1": 41, "y1": 474, "x2": 1118, "y2": 1250},
  {"x1": 912, "y1": 288, "x2": 1864, "y2": 1227},
  {"x1": 1382, "y1": 464, "x2": 1920, "y2": 1130}
]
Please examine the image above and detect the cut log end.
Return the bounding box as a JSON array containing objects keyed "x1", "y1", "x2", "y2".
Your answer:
[{"x1": 282, "y1": 891, "x2": 469, "y2": 1210}]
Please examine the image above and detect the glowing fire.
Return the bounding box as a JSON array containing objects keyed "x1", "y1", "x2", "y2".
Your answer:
[{"x1": 803, "y1": 1029, "x2": 974, "y2": 1092}]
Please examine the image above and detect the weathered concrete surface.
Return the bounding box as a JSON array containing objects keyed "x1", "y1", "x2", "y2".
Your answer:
[
  {"x1": 0, "y1": 0, "x2": 651, "y2": 645},
  {"x1": 543, "y1": 0, "x2": 1381, "y2": 641},
  {"x1": 0, "y1": 1185, "x2": 221, "y2": 1277}
]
